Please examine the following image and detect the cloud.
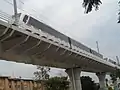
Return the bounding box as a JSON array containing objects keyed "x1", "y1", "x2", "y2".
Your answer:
[
  {"x1": 0, "y1": 60, "x2": 36, "y2": 79},
  {"x1": 20, "y1": 0, "x2": 118, "y2": 40}
]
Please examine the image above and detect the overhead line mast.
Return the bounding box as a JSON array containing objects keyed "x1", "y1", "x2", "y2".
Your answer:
[{"x1": 13, "y1": 0, "x2": 18, "y2": 25}]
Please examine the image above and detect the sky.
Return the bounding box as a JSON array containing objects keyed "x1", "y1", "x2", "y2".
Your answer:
[{"x1": 0, "y1": 0, "x2": 119, "y2": 82}]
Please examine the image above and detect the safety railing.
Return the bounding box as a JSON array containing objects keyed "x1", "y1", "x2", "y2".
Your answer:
[{"x1": 0, "y1": 10, "x2": 13, "y2": 23}]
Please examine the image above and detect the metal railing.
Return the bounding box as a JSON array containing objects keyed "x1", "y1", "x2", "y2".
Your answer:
[{"x1": 0, "y1": 10, "x2": 13, "y2": 23}]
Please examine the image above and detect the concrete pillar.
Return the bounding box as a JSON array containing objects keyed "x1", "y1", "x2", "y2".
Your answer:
[
  {"x1": 65, "y1": 68, "x2": 82, "y2": 90},
  {"x1": 96, "y1": 72, "x2": 107, "y2": 90}
]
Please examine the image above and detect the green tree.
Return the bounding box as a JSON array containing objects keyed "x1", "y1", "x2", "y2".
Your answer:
[
  {"x1": 110, "y1": 69, "x2": 120, "y2": 83},
  {"x1": 45, "y1": 77, "x2": 70, "y2": 90},
  {"x1": 118, "y1": 1, "x2": 120, "y2": 23},
  {"x1": 81, "y1": 76, "x2": 99, "y2": 90},
  {"x1": 82, "y1": 0, "x2": 102, "y2": 13},
  {"x1": 105, "y1": 79, "x2": 109, "y2": 87},
  {"x1": 108, "y1": 86, "x2": 113, "y2": 90},
  {"x1": 83, "y1": 0, "x2": 120, "y2": 22},
  {"x1": 34, "y1": 66, "x2": 50, "y2": 80}
]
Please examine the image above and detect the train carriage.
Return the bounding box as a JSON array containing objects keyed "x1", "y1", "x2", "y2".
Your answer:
[{"x1": 13, "y1": 13, "x2": 103, "y2": 59}]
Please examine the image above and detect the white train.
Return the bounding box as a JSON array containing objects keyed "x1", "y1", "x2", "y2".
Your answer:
[{"x1": 12, "y1": 13, "x2": 103, "y2": 59}]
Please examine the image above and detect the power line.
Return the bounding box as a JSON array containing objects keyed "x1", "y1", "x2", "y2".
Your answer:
[
  {"x1": 3, "y1": 0, "x2": 28, "y2": 14},
  {"x1": 3, "y1": 0, "x2": 47, "y2": 21},
  {"x1": 18, "y1": 0, "x2": 24, "y2": 4},
  {"x1": 16, "y1": 0, "x2": 58, "y2": 24},
  {"x1": 3, "y1": 0, "x2": 13, "y2": 6},
  {"x1": 3, "y1": 0, "x2": 49, "y2": 21},
  {"x1": 3, "y1": 0, "x2": 68, "y2": 34}
]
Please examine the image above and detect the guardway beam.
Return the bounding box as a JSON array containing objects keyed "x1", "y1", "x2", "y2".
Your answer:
[{"x1": 0, "y1": 19, "x2": 119, "y2": 73}]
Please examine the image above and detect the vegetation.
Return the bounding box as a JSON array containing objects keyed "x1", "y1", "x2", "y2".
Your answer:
[
  {"x1": 110, "y1": 69, "x2": 120, "y2": 83},
  {"x1": 33, "y1": 66, "x2": 99, "y2": 90},
  {"x1": 34, "y1": 66, "x2": 50, "y2": 80},
  {"x1": 83, "y1": 0, "x2": 120, "y2": 22},
  {"x1": 45, "y1": 77, "x2": 70, "y2": 90},
  {"x1": 108, "y1": 86, "x2": 113, "y2": 90},
  {"x1": 81, "y1": 76, "x2": 99, "y2": 90},
  {"x1": 82, "y1": 0, "x2": 102, "y2": 13},
  {"x1": 118, "y1": 2, "x2": 120, "y2": 23},
  {"x1": 44, "y1": 76, "x2": 99, "y2": 90}
]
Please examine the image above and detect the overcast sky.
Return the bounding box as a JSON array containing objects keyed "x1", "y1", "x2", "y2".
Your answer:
[{"x1": 0, "y1": 0, "x2": 119, "y2": 82}]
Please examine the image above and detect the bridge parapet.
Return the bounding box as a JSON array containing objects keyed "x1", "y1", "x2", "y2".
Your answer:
[{"x1": 0, "y1": 10, "x2": 13, "y2": 24}]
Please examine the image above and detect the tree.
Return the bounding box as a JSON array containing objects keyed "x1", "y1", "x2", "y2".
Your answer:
[
  {"x1": 44, "y1": 76, "x2": 99, "y2": 90},
  {"x1": 83, "y1": 0, "x2": 120, "y2": 23},
  {"x1": 118, "y1": 1, "x2": 120, "y2": 23},
  {"x1": 82, "y1": 0, "x2": 102, "y2": 13},
  {"x1": 109, "y1": 69, "x2": 120, "y2": 90},
  {"x1": 45, "y1": 77, "x2": 70, "y2": 90},
  {"x1": 110, "y1": 69, "x2": 120, "y2": 83},
  {"x1": 105, "y1": 79, "x2": 109, "y2": 87},
  {"x1": 81, "y1": 76, "x2": 99, "y2": 90},
  {"x1": 34, "y1": 66, "x2": 50, "y2": 80}
]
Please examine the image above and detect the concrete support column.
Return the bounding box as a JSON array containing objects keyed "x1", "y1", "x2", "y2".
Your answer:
[
  {"x1": 96, "y1": 72, "x2": 107, "y2": 90},
  {"x1": 65, "y1": 68, "x2": 82, "y2": 90}
]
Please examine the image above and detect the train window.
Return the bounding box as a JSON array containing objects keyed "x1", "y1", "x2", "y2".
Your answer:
[{"x1": 23, "y1": 15, "x2": 28, "y2": 23}]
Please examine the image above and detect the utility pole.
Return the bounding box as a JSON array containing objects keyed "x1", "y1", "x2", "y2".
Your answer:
[
  {"x1": 13, "y1": 0, "x2": 18, "y2": 25},
  {"x1": 96, "y1": 41, "x2": 100, "y2": 53},
  {"x1": 116, "y1": 56, "x2": 120, "y2": 65}
]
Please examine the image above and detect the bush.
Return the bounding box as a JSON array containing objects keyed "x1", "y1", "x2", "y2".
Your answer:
[
  {"x1": 45, "y1": 77, "x2": 69, "y2": 90},
  {"x1": 45, "y1": 76, "x2": 99, "y2": 90},
  {"x1": 81, "y1": 76, "x2": 99, "y2": 90}
]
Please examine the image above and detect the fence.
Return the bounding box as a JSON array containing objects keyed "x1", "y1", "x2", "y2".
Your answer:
[
  {"x1": 0, "y1": 10, "x2": 13, "y2": 23},
  {"x1": 0, "y1": 76, "x2": 45, "y2": 90}
]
